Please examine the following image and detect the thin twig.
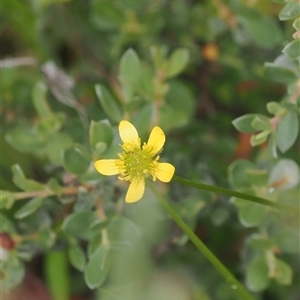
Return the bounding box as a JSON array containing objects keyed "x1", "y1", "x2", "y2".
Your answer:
[{"x1": 15, "y1": 184, "x2": 94, "y2": 200}]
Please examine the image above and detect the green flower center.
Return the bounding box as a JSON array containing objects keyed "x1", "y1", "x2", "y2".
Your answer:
[{"x1": 116, "y1": 143, "x2": 159, "y2": 182}]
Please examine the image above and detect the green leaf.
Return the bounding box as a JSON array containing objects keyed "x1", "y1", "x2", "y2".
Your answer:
[
  {"x1": 25, "y1": 179, "x2": 45, "y2": 191},
  {"x1": 119, "y1": 48, "x2": 141, "y2": 101},
  {"x1": 38, "y1": 228, "x2": 56, "y2": 250},
  {"x1": 250, "y1": 130, "x2": 270, "y2": 147},
  {"x1": 132, "y1": 103, "x2": 153, "y2": 136},
  {"x1": 90, "y1": 1, "x2": 124, "y2": 30},
  {"x1": 266, "y1": 102, "x2": 284, "y2": 115},
  {"x1": 95, "y1": 84, "x2": 122, "y2": 123},
  {"x1": 150, "y1": 45, "x2": 168, "y2": 69},
  {"x1": 0, "y1": 190, "x2": 16, "y2": 209},
  {"x1": 166, "y1": 48, "x2": 189, "y2": 78},
  {"x1": 46, "y1": 132, "x2": 73, "y2": 164},
  {"x1": 279, "y1": 2, "x2": 300, "y2": 21},
  {"x1": 87, "y1": 233, "x2": 102, "y2": 257},
  {"x1": 246, "y1": 257, "x2": 270, "y2": 292},
  {"x1": 251, "y1": 115, "x2": 271, "y2": 131},
  {"x1": 36, "y1": 113, "x2": 66, "y2": 136},
  {"x1": 277, "y1": 109, "x2": 298, "y2": 152},
  {"x1": 0, "y1": 213, "x2": 16, "y2": 234},
  {"x1": 274, "y1": 258, "x2": 293, "y2": 285},
  {"x1": 275, "y1": 226, "x2": 300, "y2": 254},
  {"x1": 62, "y1": 211, "x2": 98, "y2": 239},
  {"x1": 248, "y1": 234, "x2": 274, "y2": 250},
  {"x1": 12, "y1": 165, "x2": 45, "y2": 192},
  {"x1": 94, "y1": 142, "x2": 107, "y2": 157},
  {"x1": 232, "y1": 114, "x2": 262, "y2": 133},
  {"x1": 89, "y1": 120, "x2": 113, "y2": 151},
  {"x1": 47, "y1": 178, "x2": 63, "y2": 194},
  {"x1": 228, "y1": 159, "x2": 255, "y2": 188},
  {"x1": 240, "y1": 15, "x2": 282, "y2": 48},
  {"x1": 210, "y1": 206, "x2": 229, "y2": 226},
  {"x1": 140, "y1": 65, "x2": 155, "y2": 98},
  {"x1": 282, "y1": 40, "x2": 300, "y2": 59},
  {"x1": 269, "y1": 159, "x2": 300, "y2": 191},
  {"x1": 11, "y1": 164, "x2": 27, "y2": 190},
  {"x1": 238, "y1": 202, "x2": 267, "y2": 227},
  {"x1": 32, "y1": 82, "x2": 52, "y2": 119},
  {"x1": 264, "y1": 62, "x2": 298, "y2": 84},
  {"x1": 1, "y1": 258, "x2": 25, "y2": 290},
  {"x1": 90, "y1": 219, "x2": 110, "y2": 231},
  {"x1": 107, "y1": 216, "x2": 140, "y2": 244},
  {"x1": 45, "y1": 251, "x2": 70, "y2": 300},
  {"x1": 63, "y1": 146, "x2": 90, "y2": 175},
  {"x1": 5, "y1": 125, "x2": 44, "y2": 154},
  {"x1": 68, "y1": 245, "x2": 86, "y2": 272},
  {"x1": 293, "y1": 17, "x2": 300, "y2": 30},
  {"x1": 84, "y1": 246, "x2": 109, "y2": 289},
  {"x1": 267, "y1": 132, "x2": 278, "y2": 158},
  {"x1": 160, "y1": 80, "x2": 195, "y2": 130},
  {"x1": 14, "y1": 197, "x2": 43, "y2": 219},
  {"x1": 245, "y1": 169, "x2": 269, "y2": 187},
  {"x1": 73, "y1": 144, "x2": 92, "y2": 161}
]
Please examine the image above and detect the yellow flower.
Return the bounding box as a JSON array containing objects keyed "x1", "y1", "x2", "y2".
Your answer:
[{"x1": 94, "y1": 120, "x2": 175, "y2": 203}]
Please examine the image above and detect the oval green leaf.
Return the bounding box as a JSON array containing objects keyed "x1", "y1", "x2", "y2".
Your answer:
[
  {"x1": 89, "y1": 119, "x2": 113, "y2": 150},
  {"x1": 95, "y1": 84, "x2": 122, "y2": 123},
  {"x1": 232, "y1": 114, "x2": 260, "y2": 133},
  {"x1": 274, "y1": 258, "x2": 293, "y2": 285},
  {"x1": 63, "y1": 146, "x2": 90, "y2": 175},
  {"x1": 62, "y1": 211, "x2": 98, "y2": 238},
  {"x1": 166, "y1": 48, "x2": 189, "y2": 78},
  {"x1": 14, "y1": 197, "x2": 43, "y2": 219},
  {"x1": 32, "y1": 82, "x2": 52, "y2": 119},
  {"x1": 238, "y1": 202, "x2": 267, "y2": 228},
  {"x1": 246, "y1": 257, "x2": 270, "y2": 292},
  {"x1": 68, "y1": 245, "x2": 86, "y2": 272},
  {"x1": 279, "y1": 2, "x2": 300, "y2": 21},
  {"x1": 228, "y1": 159, "x2": 255, "y2": 188},
  {"x1": 11, "y1": 164, "x2": 27, "y2": 190},
  {"x1": 46, "y1": 132, "x2": 73, "y2": 164},
  {"x1": 0, "y1": 190, "x2": 16, "y2": 209},
  {"x1": 282, "y1": 40, "x2": 300, "y2": 59},
  {"x1": 277, "y1": 110, "x2": 298, "y2": 153},
  {"x1": 264, "y1": 62, "x2": 297, "y2": 84},
  {"x1": 84, "y1": 246, "x2": 109, "y2": 289},
  {"x1": 119, "y1": 48, "x2": 141, "y2": 101}
]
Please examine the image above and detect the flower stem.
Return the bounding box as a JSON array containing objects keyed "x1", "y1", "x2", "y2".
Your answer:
[
  {"x1": 148, "y1": 183, "x2": 254, "y2": 300},
  {"x1": 172, "y1": 175, "x2": 299, "y2": 214}
]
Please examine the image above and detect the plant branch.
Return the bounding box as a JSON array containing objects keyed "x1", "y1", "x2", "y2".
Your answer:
[
  {"x1": 14, "y1": 184, "x2": 94, "y2": 201},
  {"x1": 172, "y1": 175, "x2": 299, "y2": 214}
]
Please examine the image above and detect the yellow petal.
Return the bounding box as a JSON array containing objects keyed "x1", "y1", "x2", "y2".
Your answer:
[
  {"x1": 119, "y1": 120, "x2": 140, "y2": 147},
  {"x1": 94, "y1": 159, "x2": 119, "y2": 175},
  {"x1": 125, "y1": 179, "x2": 145, "y2": 203},
  {"x1": 156, "y1": 163, "x2": 175, "y2": 182},
  {"x1": 145, "y1": 126, "x2": 165, "y2": 154}
]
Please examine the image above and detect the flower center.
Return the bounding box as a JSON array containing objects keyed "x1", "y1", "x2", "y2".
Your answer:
[{"x1": 116, "y1": 142, "x2": 159, "y2": 182}]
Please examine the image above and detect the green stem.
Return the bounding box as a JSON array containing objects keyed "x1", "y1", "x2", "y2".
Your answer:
[
  {"x1": 148, "y1": 183, "x2": 254, "y2": 300},
  {"x1": 172, "y1": 175, "x2": 299, "y2": 214}
]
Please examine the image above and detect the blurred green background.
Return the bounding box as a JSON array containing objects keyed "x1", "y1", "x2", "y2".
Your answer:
[{"x1": 1, "y1": 0, "x2": 299, "y2": 300}]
